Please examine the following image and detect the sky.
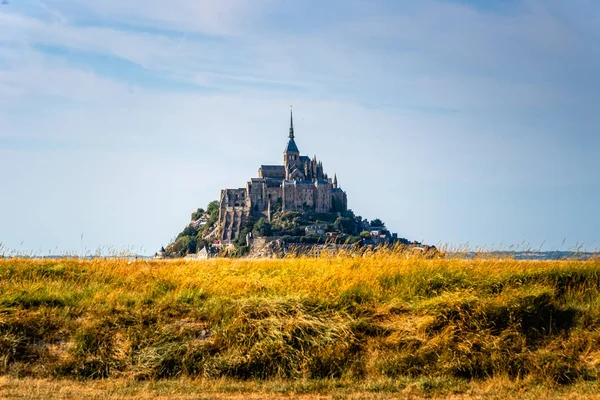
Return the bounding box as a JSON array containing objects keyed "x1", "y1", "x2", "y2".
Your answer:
[{"x1": 0, "y1": 0, "x2": 599, "y2": 255}]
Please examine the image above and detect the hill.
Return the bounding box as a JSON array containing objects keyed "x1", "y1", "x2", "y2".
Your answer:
[{"x1": 163, "y1": 200, "x2": 413, "y2": 258}]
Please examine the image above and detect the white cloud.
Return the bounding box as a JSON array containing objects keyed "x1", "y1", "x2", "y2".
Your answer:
[
  {"x1": 0, "y1": 11, "x2": 194, "y2": 68},
  {"x1": 3, "y1": 0, "x2": 594, "y2": 111},
  {"x1": 0, "y1": 8, "x2": 310, "y2": 91}
]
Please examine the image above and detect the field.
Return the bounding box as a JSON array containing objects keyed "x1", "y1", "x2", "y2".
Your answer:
[{"x1": 1, "y1": 251, "x2": 600, "y2": 399}]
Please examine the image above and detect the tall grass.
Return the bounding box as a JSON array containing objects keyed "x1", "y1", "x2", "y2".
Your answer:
[{"x1": 0, "y1": 251, "x2": 599, "y2": 387}]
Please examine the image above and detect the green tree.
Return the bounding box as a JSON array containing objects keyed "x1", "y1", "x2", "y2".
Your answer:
[
  {"x1": 272, "y1": 198, "x2": 282, "y2": 213},
  {"x1": 335, "y1": 217, "x2": 357, "y2": 234},
  {"x1": 346, "y1": 235, "x2": 362, "y2": 244},
  {"x1": 271, "y1": 224, "x2": 283, "y2": 234},
  {"x1": 360, "y1": 231, "x2": 371, "y2": 239},
  {"x1": 342, "y1": 209, "x2": 356, "y2": 219},
  {"x1": 370, "y1": 218, "x2": 385, "y2": 228},
  {"x1": 291, "y1": 226, "x2": 305, "y2": 236},
  {"x1": 253, "y1": 218, "x2": 272, "y2": 237},
  {"x1": 199, "y1": 200, "x2": 220, "y2": 233},
  {"x1": 180, "y1": 236, "x2": 197, "y2": 255},
  {"x1": 206, "y1": 201, "x2": 219, "y2": 220},
  {"x1": 281, "y1": 211, "x2": 302, "y2": 222},
  {"x1": 196, "y1": 238, "x2": 209, "y2": 251},
  {"x1": 191, "y1": 208, "x2": 205, "y2": 221},
  {"x1": 169, "y1": 235, "x2": 197, "y2": 256},
  {"x1": 177, "y1": 224, "x2": 198, "y2": 239}
]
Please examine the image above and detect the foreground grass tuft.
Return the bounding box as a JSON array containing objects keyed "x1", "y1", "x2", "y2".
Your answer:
[{"x1": 0, "y1": 252, "x2": 599, "y2": 396}]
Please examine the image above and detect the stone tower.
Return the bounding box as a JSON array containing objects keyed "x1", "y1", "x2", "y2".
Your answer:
[{"x1": 283, "y1": 106, "x2": 301, "y2": 174}]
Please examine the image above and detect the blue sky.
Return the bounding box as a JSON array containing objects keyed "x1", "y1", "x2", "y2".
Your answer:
[{"x1": 0, "y1": 0, "x2": 598, "y2": 254}]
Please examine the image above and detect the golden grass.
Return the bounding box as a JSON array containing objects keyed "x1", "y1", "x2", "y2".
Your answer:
[
  {"x1": 1, "y1": 252, "x2": 599, "y2": 398},
  {"x1": 2, "y1": 376, "x2": 600, "y2": 399}
]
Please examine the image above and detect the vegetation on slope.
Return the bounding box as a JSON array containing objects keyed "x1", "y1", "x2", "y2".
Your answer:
[
  {"x1": 165, "y1": 201, "x2": 220, "y2": 257},
  {"x1": 1, "y1": 252, "x2": 599, "y2": 390},
  {"x1": 165, "y1": 200, "x2": 406, "y2": 257}
]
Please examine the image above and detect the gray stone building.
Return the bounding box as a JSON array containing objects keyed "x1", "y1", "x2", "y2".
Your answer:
[{"x1": 218, "y1": 108, "x2": 348, "y2": 241}]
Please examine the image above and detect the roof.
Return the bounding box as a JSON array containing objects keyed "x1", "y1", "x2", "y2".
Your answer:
[
  {"x1": 260, "y1": 165, "x2": 285, "y2": 171},
  {"x1": 300, "y1": 156, "x2": 310, "y2": 162},
  {"x1": 284, "y1": 138, "x2": 299, "y2": 153},
  {"x1": 265, "y1": 179, "x2": 283, "y2": 187}
]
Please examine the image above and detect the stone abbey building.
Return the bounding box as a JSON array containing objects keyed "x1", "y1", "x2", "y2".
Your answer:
[{"x1": 219, "y1": 108, "x2": 347, "y2": 241}]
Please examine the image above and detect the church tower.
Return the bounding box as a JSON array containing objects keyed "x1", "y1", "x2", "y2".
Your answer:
[{"x1": 284, "y1": 106, "x2": 301, "y2": 175}]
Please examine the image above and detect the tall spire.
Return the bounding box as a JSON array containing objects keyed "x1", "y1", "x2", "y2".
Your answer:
[
  {"x1": 333, "y1": 174, "x2": 338, "y2": 189},
  {"x1": 289, "y1": 105, "x2": 294, "y2": 139},
  {"x1": 284, "y1": 105, "x2": 299, "y2": 154}
]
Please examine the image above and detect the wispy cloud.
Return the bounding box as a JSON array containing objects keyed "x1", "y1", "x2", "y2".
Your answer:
[{"x1": 49, "y1": 0, "x2": 273, "y2": 36}]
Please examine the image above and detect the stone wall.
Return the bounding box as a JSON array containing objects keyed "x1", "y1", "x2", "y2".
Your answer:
[{"x1": 219, "y1": 189, "x2": 251, "y2": 241}]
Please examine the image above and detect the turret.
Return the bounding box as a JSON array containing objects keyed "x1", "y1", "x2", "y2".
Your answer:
[{"x1": 333, "y1": 174, "x2": 338, "y2": 189}]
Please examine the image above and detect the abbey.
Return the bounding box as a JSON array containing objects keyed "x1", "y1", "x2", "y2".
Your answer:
[{"x1": 219, "y1": 108, "x2": 348, "y2": 241}]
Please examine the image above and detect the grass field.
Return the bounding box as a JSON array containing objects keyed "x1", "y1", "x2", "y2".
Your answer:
[{"x1": 1, "y1": 250, "x2": 599, "y2": 398}]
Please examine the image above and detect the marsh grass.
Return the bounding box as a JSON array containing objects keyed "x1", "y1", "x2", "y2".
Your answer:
[{"x1": 0, "y1": 250, "x2": 600, "y2": 396}]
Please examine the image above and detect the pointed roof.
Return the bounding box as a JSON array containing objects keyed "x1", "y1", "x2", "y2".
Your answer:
[
  {"x1": 285, "y1": 138, "x2": 299, "y2": 153},
  {"x1": 284, "y1": 106, "x2": 299, "y2": 153}
]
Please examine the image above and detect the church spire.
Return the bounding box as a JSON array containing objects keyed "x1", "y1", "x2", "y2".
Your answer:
[
  {"x1": 284, "y1": 105, "x2": 299, "y2": 155},
  {"x1": 333, "y1": 174, "x2": 338, "y2": 189},
  {"x1": 289, "y1": 105, "x2": 294, "y2": 139}
]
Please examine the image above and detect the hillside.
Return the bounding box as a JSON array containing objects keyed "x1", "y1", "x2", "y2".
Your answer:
[
  {"x1": 1, "y1": 252, "x2": 600, "y2": 398},
  {"x1": 163, "y1": 201, "x2": 412, "y2": 258}
]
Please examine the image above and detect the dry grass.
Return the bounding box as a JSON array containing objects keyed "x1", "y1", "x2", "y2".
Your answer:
[
  {"x1": 0, "y1": 251, "x2": 599, "y2": 398},
  {"x1": 2, "y1": 377, "x2": 600, "y2": 399}
]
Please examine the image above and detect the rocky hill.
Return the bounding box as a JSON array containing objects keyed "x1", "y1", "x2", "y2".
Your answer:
[{"x1": 160, "y1": 201, "x2": 418, "y2": 258}]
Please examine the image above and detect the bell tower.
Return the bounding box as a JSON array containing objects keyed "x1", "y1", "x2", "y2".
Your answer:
[{"x1": 283, "y1": 105, "x2": 301, "y2": 174}]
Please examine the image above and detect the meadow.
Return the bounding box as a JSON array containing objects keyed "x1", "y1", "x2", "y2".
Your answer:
[{"x1": 1, "y1": 250, "x2": 600, "y2": 399}]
